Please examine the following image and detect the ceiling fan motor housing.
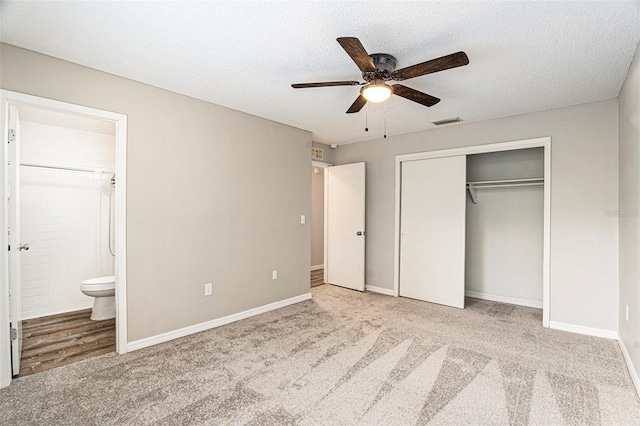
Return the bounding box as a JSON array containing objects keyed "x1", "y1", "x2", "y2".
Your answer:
[{"x1": 363, "y1": 53, "x2": 397, "y2": 81}]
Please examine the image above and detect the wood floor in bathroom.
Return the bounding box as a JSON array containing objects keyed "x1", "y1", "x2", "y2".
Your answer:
[{"x1": 17, "y1": 309, "x2": 115, "y2": 378}]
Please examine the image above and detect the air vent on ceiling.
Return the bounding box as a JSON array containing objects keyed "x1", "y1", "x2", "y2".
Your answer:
[
  {"x1": 432, "y1": 117, "x2": 462, "y2": 126},
  {"x1": 311, "y1": 147, "x2": 324, "y2": 160}
]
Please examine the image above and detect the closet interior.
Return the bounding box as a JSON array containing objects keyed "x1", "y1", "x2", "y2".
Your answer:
[{"x1": 465, "y1": 148, "x2": 544, "y2": 309}]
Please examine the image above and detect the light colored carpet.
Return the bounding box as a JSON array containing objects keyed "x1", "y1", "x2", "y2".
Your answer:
[{"x1": 1, "y1": 284, "x2": 638, "y2": 425}]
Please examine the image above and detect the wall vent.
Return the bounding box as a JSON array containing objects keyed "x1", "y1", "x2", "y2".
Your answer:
[
  {"x1": 311, "y1": 147, "x2": 324, "y2": 160},
  {"x1": 432, "y1": 117, "x2": 462, "y2": 126}
]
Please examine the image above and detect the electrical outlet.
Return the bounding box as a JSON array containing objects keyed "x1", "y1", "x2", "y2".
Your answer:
[
  {"x1": 204, "y1": 283, "x2": 212, "y2": 296},
  {"x1": 626, "y1": 304, "x2": 629, "y2": 322},
  {"x1": 272, "y1": 270, "x2": 278, "y2": 280},
  {"x1": 300, "y1": 215, "x2": 306, "y2": 224}
]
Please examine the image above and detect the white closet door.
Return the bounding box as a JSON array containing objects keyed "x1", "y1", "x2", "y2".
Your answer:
[
  {"x1": 326, "y1": 162, "x2": 365, "y2": 291},
  {"x1": 399, "y1": 156, "x2": 466, "y2": 308}
]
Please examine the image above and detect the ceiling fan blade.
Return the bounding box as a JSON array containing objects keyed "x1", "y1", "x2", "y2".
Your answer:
[
  {"x1": 337, "y1": 37, "x2": 376, "y2": 72},
  {"x1": 392, "y1": 85, "x2": 440, "y2": 107},
  {"x1": 393, "y1": 51, "x2": 469, "y2": 81},
  {"x1": 346, "y1": 95, "x2": 367, "y2": 114},
  {"x1": 291, "y1": 81, "x2": 361, "y2": 89}
]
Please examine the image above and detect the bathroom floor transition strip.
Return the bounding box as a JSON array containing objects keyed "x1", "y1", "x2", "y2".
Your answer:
[{"x1": 17, "y1": 309, "x2": 115, "y2": 378}]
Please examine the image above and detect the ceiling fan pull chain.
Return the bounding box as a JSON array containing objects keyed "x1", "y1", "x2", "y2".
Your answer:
[
  {"x1": 384, "y1": 100, "x2": 387, "y2": 139},
  {"x1": 365, "y1": 103, "x2": 369, "y2": 132}
]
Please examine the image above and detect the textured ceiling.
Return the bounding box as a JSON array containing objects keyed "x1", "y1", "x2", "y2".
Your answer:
[{"x1": 2, "y1": 1, "x2": 640, "y2": 145}]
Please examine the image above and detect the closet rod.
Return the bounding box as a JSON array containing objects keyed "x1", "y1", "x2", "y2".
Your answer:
[
  {"x1": 466, "y1": 177, "x2": 544, "y2": 186},
  {"x1": 467, "y1": 178, "x2": 544, "y2": 204},
  {"x1": 20, "y1": 163, "x2": 114, "y2": 175},
  {"x1": 469, "y1": 182, "x2": 543, "y2": 189}
]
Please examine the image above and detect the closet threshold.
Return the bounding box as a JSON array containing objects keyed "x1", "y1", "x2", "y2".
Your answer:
[{"x1": 467, "y1": 178, "x2": 543, "y2": 204}]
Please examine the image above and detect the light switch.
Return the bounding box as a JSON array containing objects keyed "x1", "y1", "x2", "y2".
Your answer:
[{"x1": 301, "y1": 215, "x2": 306, "y2": 224}]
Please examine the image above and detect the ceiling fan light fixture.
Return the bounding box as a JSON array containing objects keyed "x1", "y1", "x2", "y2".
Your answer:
[{"x1": 361, "y1": 83, "x2": 393, "y2": 103}]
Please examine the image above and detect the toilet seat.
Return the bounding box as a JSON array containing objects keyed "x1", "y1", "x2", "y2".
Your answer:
[
  {"x1": 81, "y1": 276, "x2": 115, "y2": 292},
  {"x1": 82, "y1": 275, "x2": 115, "y2": 285}
]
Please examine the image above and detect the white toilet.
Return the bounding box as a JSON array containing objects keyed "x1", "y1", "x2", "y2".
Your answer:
[{"x1": 80, "y1": 276, "x2": 116, "y2": 320}]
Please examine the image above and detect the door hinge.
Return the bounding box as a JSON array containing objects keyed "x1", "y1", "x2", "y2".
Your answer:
[
  {"x1": 10, "y1": 328, "x2": 17, "y2": 341},
  {"x1": 7, "y1": 129, "x2": 15, "y2": 143}
]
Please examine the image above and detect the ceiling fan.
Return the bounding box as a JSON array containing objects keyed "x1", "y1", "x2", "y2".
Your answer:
[{"x1": 292, "y1": 37, "x2": 469, "y2": 114}]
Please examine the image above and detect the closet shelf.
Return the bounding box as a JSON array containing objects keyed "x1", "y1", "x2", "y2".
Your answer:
[{"x1": 467, "y1": 178, "x2": 544, "y2": 204}]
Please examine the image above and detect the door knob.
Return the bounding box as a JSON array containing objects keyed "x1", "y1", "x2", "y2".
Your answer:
[
  {"x1": 356, "y1": 231, "x2": 365, "y2": 236},
  {"x1": 19, "y1": 243, "x2": 29, "y2": 251}
]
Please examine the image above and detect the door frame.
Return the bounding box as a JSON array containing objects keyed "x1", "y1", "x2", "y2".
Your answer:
[
  {"x1": 393, "y1": 136, "x2": 551, "y2": 327},
  {"x1": 0, "y1": 90, "x2": 128, "y2": 388},
  {"x1": 311, "y1": 160, "x2": 331, "y2": 280}
]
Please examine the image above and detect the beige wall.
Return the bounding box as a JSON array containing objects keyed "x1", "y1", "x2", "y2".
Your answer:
[
  {"x1": 334, "y1": 99, "x2": 619, "y2": 333},
  {"x1": 619, "y1": 44, "x2": 640, "y2": 381},
  {"x1": 0, "y1": 43, "x2": 312, "y2": 342}
]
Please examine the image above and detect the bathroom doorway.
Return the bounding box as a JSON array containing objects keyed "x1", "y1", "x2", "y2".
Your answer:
[{"x1": 0, "y1": 91, "x2": 128, "y2": 386}]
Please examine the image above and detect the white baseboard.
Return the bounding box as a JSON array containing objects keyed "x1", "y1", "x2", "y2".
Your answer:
[
  {"x1": 310, "y1": 264, "x2": 324, "y2": 271},
  {"x1": 548, "y1": 321, "x2": 618, "y2": 340},
  {"x1": 366, "y1": 285, "x2": 395, "y2": 296},
  {"x1": 127, "y1": 293, "x2": 312, "y2": 352},
  {"x1": 619, "y1": 338, "x2": 640, "y2": 398},
  {"x1": 465, "y1": 291, "x2": 542, "y2": 309}
]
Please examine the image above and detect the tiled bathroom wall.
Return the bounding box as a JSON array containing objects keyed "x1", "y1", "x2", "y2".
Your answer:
[{"x1": 19, "y1": 121, "x2": 115, "y2": 319}]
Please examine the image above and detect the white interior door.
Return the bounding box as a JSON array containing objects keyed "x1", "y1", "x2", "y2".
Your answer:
[
  {"x1": 399, "y1": 156, "x2": 466, "y2": 308},
  {"x1": 326, "y1": 162, "x2": 365, "y2": 291},
  {"x1": 7, "y1": 105, "x2": 23, "y2": 375}
]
